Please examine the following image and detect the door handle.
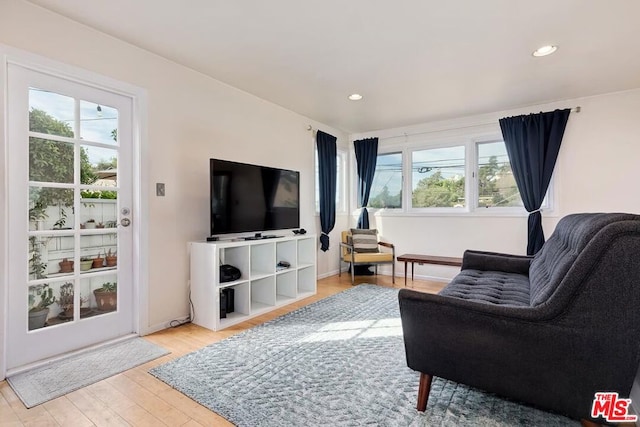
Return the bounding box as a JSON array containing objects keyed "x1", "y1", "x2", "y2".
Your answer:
[{"x1": 121, "y1": 218, "x2": 131, "y2": 227}]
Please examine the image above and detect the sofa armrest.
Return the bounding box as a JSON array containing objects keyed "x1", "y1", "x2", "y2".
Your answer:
[{"x1": 461, "y1": 249, "x2": 532, "y2": 275}]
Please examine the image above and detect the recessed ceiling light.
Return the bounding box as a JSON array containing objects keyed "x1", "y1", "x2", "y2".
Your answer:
[
  {"x1": 532, "y1": 45, "x2": 558, "y2": 57},
  {"x1": 348, "y1": 93, "x2": 363, "y2": 101}
]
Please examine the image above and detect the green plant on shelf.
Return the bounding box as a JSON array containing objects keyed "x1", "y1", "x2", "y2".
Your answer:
[
  {"x1": 97, "y1": 282, "x2": 117, "y2": 292},
  {"x1": 29, "y1": 284, "x2": 56, "y2": 312}
]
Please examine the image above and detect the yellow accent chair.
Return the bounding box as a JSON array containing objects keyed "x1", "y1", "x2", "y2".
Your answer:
[{"x1": 339, "y1": 230, "x2": 395, "y2": 285}]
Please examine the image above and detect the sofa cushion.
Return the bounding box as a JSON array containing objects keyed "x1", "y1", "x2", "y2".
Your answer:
[
  {"x1": 529, "y1": 212, "x2": 639, "y2": 306},
  {"x1": 439, "y1": 269, "x2": 530, "y2": 306}
]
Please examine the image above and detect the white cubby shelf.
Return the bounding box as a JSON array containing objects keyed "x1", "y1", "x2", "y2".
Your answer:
[{"x1": 189, "y1": 234, "x2": 317, "y2": 331}]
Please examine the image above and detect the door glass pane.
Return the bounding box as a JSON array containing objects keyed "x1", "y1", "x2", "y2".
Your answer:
[
  {"x1": 29, "y1": 137, "x2": 74, "y2": 183},
  {"x1": 80, "y1": 233, "x2": 117, "y2": 272},
  {"x1": 28, "y1": 279, "x2": 74, "y2": 331},
  {"x1": 80, "y1": 101, "x2": 118, "y2": 145},
  {"x1": 29, "y1": 88, "x2": 75, "y2": 138},
  {"x1": 81, "y1": 273, "x2": 118, "y2": 318},
  {"x1": 29, "y1": 234, "x2": 76, "y2": 279},
  {"x1": 29, "y1": 187, "x2": 75, "y2": 231},
  {"x1": 81, "y1": 145, "x2": 118, "y2": 190},
  {"x1": 412, "y1": 146, "x2": 466, "y2": 208},
  {"x1": 80, "y1": 198, "x2": 118, "y2": 231}
]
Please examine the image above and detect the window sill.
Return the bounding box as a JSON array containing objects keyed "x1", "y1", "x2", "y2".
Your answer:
[{"x1": 352, "y1": 208, "x2": 559, "y2": 219}]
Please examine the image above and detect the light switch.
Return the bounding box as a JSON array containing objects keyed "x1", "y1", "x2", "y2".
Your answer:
[{"x1": 156, "y1": 183, "x2": 165, "y2": 197}]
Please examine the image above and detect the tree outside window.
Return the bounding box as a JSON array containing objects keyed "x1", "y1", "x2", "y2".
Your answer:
[
  {"x1": 477, "y1": 141, "x2": 521, "y2": 208},
  {"x1": 412, "y1": 146, "x2": 465, "y2": 208},
  {"x1": 368, "y1": 152, "x2": 402, "y2": 209}
]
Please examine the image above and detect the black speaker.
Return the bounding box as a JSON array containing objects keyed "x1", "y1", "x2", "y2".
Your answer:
[
  {"x1": 222, "y1": 287, "x2": 234, "y2": 313},
  {"x1": 219, "y1": 289, "x2": 227, "y2": 319},
  {"x1": 220, "y1": 264, "x2": 241, "y2": 282}
]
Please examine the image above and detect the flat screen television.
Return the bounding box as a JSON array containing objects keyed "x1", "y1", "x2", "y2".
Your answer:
[{"x1": 210, "y1": 159, "x2": 300, "y2": 236}]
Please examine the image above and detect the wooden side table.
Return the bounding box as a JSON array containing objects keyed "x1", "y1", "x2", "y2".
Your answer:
[{"x1": 396, "y1": 254, "x2": 462, "y2": 287}]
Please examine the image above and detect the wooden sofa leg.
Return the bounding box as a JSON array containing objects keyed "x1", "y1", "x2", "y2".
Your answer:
[{"x1": 417, "y1": 373, "x2": 432, "y2": 412}]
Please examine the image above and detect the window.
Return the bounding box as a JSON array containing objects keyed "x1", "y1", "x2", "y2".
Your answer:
[
  {"x1": 315, "y1": 149, "x2": 347, "y2": 214},
  {"x1": 359, "y1": 138, "x2": 552, "y2": 215},
  {"x1": 411, "y1": 146, "x2": 466, "y2": 208},
  {"x1": 367, "y1": 152, "x2": 402, "y2": 209},
  {"x1": 477, "y1": 141, "x2": 521, "y2": 208}
]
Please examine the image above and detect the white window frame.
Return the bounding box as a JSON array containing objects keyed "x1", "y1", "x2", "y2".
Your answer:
[{"x1": 353, "y1": 134, "x2": 555, "y2": 218}]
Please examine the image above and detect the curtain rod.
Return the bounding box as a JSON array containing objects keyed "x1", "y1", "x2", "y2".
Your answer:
[
  {"x1": 357, "y1": 106, "x2": 582, "y2": 141},
  {"x1": 307, "y1": 106, "x2": 580, "y2": 138}
]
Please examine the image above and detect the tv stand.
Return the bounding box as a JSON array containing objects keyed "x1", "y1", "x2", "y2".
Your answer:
[{"x1": 189, "y1": 234, "x2": 317, "y2": 331}]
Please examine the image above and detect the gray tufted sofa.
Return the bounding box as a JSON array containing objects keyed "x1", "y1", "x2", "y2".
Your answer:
[{"x1": 398, "y1": 213, "x2": 640, "y2": 423}]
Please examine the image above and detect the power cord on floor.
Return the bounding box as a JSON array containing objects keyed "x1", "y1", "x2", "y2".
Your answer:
[{"x1": 169, "y1": 287, "x2": 194, "y2": 328}]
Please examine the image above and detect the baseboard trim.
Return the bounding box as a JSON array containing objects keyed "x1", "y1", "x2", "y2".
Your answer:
[
  {"x1": 317, "y1": 269, "x2": 340, "y2": 280},
  {"x1": 331, "y1": 266, "x2": 451, "y2": 284},
  {"x1": 144, "y1": 316, "x2": 191, "y2": 335}
]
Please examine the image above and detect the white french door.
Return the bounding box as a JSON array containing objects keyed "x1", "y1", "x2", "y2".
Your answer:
[{"x1": 6, "y1": 64, "x2": 135, "y2": 370}]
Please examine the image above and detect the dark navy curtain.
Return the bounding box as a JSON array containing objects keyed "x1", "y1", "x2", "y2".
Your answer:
[
  {"x1": 354, "y1": 137, "x2": 378, "y2": 229},
  {"x1": 316, "y1": 130, "x2": 337, "y2": 251},
  {"x1": 499, "y1": 109, "x2": 571, "y2": 255}
]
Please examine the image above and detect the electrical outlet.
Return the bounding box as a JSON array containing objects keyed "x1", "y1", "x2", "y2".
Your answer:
[{"x1": 156, "y1": 183, "x2": 165, "y2": 197}]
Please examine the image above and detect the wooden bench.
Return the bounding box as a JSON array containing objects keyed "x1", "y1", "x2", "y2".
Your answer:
[{"x1": 396, "y1": 253, "x2": 462, "y2": 287}]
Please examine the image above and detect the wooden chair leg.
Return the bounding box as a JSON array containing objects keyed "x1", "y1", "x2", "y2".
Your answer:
[
  {"x1": 392, "y1": 261, "x2": 395, "y2": 284},
  {"x1": 417, "y1": 373, "x2": 432, "y2": 412}
]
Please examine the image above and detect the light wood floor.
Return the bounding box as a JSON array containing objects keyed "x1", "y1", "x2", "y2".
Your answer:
[{"x1": 0, "y1": 274, "x2": 444, "y2": 426}]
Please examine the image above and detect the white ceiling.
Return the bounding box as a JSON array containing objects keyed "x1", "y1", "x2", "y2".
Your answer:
[{"x1": 26, "y1": 0, "x2": 640, "y2": 133}]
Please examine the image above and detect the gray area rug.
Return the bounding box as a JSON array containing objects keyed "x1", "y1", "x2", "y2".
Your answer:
[
  {"x1": 150, "y1": 285, "x2": 578, "y2": 426},
  {"x1": 8, "y1": 337, "x2": 169, "y2": 408}
]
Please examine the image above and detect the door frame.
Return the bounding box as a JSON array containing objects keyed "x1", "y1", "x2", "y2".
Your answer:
[{"x1": 0, "y1": 44, "x2": 149, "y2": 379}]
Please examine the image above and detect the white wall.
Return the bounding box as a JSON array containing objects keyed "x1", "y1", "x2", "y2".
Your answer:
[
  {"x1": 0, "y1": 0, "x2": 348, "y2": 345},
  {"x1": 351, "y1": 88, "x2": 640, "y2": 281}
]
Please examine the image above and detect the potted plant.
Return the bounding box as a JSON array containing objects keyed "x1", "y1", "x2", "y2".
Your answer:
[
  {"x1": 93, "y1": 282, "x2": 117, "y2": 311},
  {"x1": 58, "y1": 282, "x2": 74, "y2": 319},
  {"x1": 105, "y1": 249, "x2": 117, "y2": 267},
  {"x1": 80, "y1": 257, "x2": 93, "y2": 271},
  {"x1": 58, "y1": 257, "x2": 74, "y2": 273},
  {"x1": 92, "y1": 252, "x2": 104, "y2": 268},
  {"x1": 84, "y1": 219, "x2": 96, "y2": 229},
  {"x1": 29, "y1": 284, "x2": 56, "y2": 330}
]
